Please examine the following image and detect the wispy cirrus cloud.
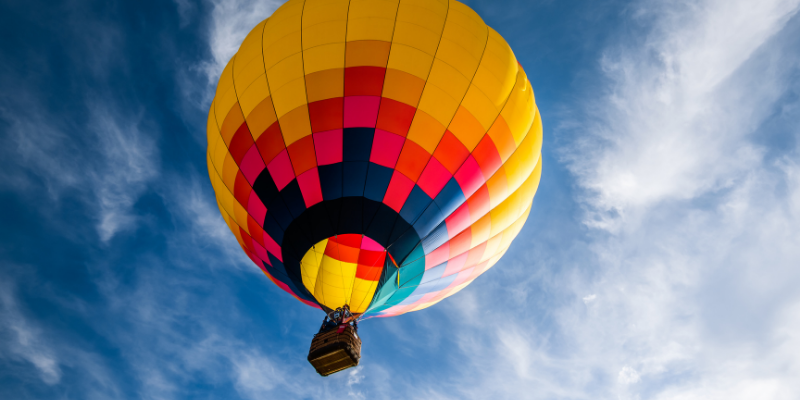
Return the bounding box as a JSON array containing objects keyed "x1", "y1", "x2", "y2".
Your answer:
[
  {"x1": 87, "y1": 105, "x2": 159, "y2": 241},
  {"x1": 0, "y1": 268, "x2": 124, "y2": 399},
  {"x1": 0, "y1": 97, "x2": 158, "y2": 242},
  {"x1": 201, "y1": 0, "x2": 282, "y2": 84},
  {"x1": 0, "y1": 280, "x2": 61, "y2": 385},
  {"x1": 0, "y1": 5, "x2": 160, "y2": 243},
  {"x1": 565, "y1": 0, "x2": 800, "y2": 230},
  {"x1": 546, "y1": 0, "x2": 800, "y2": 398}
]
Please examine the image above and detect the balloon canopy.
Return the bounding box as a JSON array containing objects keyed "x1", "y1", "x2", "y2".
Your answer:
[{"x1": 207, "y1": 0, "x2": 542, "y2": 318}]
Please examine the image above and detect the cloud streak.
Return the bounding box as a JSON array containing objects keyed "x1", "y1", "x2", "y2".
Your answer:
[
  {"x1": 201, "y1": 0, "x2": 282, "y2": 84},
  {"x1": 0, "y1": 7, "x2": 160, "y2": 244},
  {"x1": 565, "y1": 0, "x2": 800, "y2": 230},
  {"x1": 544, "y1": 0, "x2": 800, "y2": 398},
  {"x1": 87, "y1": 104, "x2": 159, "y2": 241},
  {"x1": 0, "y1": 281, "x2": 61, "y2": 385},
  {"x1": 0, "y1": 98, "x2": 159, "y2": 242}
]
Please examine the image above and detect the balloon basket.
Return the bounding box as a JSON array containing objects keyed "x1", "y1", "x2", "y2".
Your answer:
[{"x1": 307, "y1": 324, "x2": 362, "y2": 376}]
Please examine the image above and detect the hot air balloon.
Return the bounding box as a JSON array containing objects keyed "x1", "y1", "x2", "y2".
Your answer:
[{"x1": 207, "y1": 0, "x2": 542, "y2": 376}]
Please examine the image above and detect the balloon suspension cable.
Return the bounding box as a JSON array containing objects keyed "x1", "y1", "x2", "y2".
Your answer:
[
  {"x1": 387, "y1": 252, "x2": 401, "y2": 287},
  {"x1": 326, "y1": 304, "x2": 358, "y2": 323}
]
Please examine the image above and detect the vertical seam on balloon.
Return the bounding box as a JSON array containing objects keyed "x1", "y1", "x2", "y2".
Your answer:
[
  {"x1": 364, "y1": 255, "x2": 384, "y2": 316},
  {"x1": 335, "y1": 0, "x2": 354, "y2": 308},
  {"x1": 348, "y1": 235, "x2": 362, "y2": 309},
  {"x1": 354, "y1": 0, "x2": 402, "y2": 211},
  {"x1": 314, "y1": 239, "x2": 328, "y2": 309},
  {"x1": 358, "y1": 239, "x2": 386, "y2": 314},
  {"x1": 312, "y1": 5, "x2": 350, "y2": 254},
  {"x1": 287, "y1": 0, "x2": 327, "y2": 296},
  {"x1": 330, "y1": 0, "x2": 352, "y2": 244},
  {"x1": 302, "y1": 240, "x2": 313, "y2": 300},
  {"x1": 277, "y1": 0, "x2": 306, "y2": 178},
  {"x1": 332, "y1": 235, "x2": 346, "y2": 307},
  {"x1": 363, "y1": 252, "x2": 388, "y2": 316},
  {"x1": 290, "y1": 0, "x2": 334, "y2": 308},
  {"x1": 383, "y1": 0, "x2": 452, "y2": 256},
  {"x1": 351, "y1": 243, "x2": 386, "y2": 314},
  {"x1": 360, "y1": 0, "x2": 404, "y2": 240},
  {"x1": 300, "y1": 244, "x2": 310, "y2": 294},
  {"x1": 296, "y1": 0, "x2": 320, "y2": 202},
  {"x1": 357, "y1": 0, "x2": 404, "y2": 314}
]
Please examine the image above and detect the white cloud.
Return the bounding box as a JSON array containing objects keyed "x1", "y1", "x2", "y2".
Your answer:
[
  {"x1": 0, "y1": 104, "x2": 82, "y2": 197},
  {"x1": 201, "y1": 0, "x2": 282, "y2": 84},
  {"x1": 0, "y1": 100, "x2": 158, "y2": 242},
  {"x1": 565, "y1": 0, "x2": 800, "y2": 232},
  {"x1": 0, "y1": 281, "x2": 61, "y2": 385},
  {"x1": 346, "y1": 366, "x2": 366, "y2": 399},
  {"x1": 0, "y1": 15, "x2": 159, "y2": 244},
  {"x1": 87, "y1": 105, "x2": 158, "y2": 241},
  {"x1": 618, "y1": 366, "x2": 640, "y2": 385},
  {"x1": 582, "y1": 294, "x2": 596, "y2": 304},
  {"x1": 548, "y1": 0, "x2": 800, "y2": 398},
  {"x1": 231, "y1": 352, "x2": 282, "y2": 399},
  {"x1": 173, "y1": 0, "x2": 195, "y2": 27},
  {"x1": 168, "y1": 177, "x2": 234, "y2": 245}
]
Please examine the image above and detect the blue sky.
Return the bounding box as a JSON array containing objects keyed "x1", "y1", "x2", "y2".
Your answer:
[{"x1": 1, "y1": 0, "x2": 799, "y2": 398}]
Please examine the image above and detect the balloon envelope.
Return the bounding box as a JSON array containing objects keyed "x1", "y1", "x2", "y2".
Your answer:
[{"x1": 207, "y1": 0, "x2": 542, "y2": 318}]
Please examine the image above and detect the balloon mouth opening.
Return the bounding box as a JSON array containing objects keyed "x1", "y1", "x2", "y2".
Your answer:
[{"x1": 299, "y1": 234, "x2": 388, "y2": 314}]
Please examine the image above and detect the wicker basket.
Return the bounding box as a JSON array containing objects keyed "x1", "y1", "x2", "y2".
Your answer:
[{"x1": 307, "y1": 325, "x2": 362, "y2": 376}]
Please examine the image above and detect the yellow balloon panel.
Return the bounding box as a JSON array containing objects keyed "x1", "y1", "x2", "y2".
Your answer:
[{"x1": 300, "y1": 235, "x2": 386, "y2": 314}]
